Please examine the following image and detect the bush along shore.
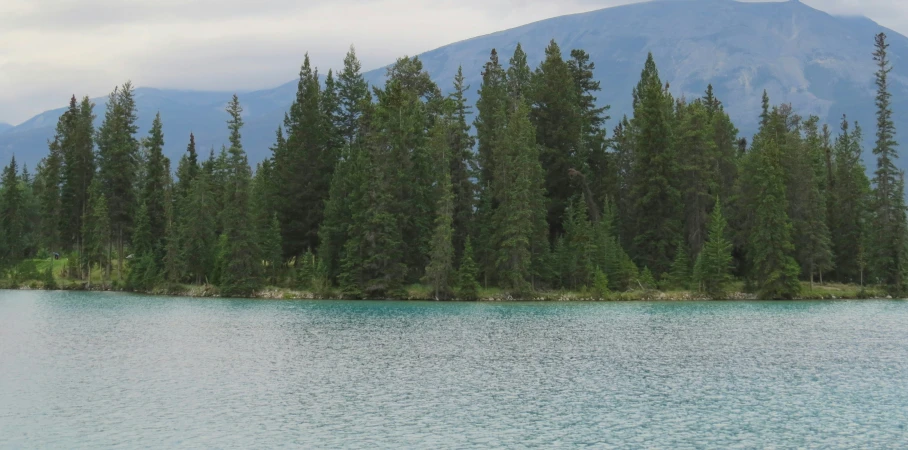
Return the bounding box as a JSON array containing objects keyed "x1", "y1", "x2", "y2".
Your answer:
[
  {"x1": 2, "y1": 35, "x2": 908, "y2": 301},
  {"x1": 0, "y1": 259, "x2": 890, "y2": 302}
]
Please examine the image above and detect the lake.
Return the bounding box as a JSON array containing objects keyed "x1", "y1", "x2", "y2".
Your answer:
[{"x1": 1, "y1": 291, "x2": 907, "y2": 448}]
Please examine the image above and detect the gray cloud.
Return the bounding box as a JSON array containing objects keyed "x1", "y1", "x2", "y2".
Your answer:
[{"x1": 1, "y1": 0, "x2": 906, "y2": 124}]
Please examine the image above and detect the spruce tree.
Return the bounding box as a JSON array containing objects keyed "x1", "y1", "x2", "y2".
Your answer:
[
  {"x1": 562, "y1": 197, "x2": 596, "y2": 289},
  {"x1": 456, "y1": 237, "x2": 481, "y2": 300},
  {"x1": 747, "y1": 138, "x2": 801, "y2": 299},
  {"x1": 338, "y1": 46, "x2": 370, "y2": 145},
  {"x1": 59, "y1": 96, "x2": 96, "y2": 249},
  {"x1": 569, "y1": 48, "x2": 610, "y2": 208},
  {"x1": 530, "y1": 40, "x2": 583, "y2": 240},
  {"x1": 96, "y1": 82, "x2": 140, "y2": 281},
  {"x1": 829, "y1": 117, "x2": 871, "y2": 283},
  {"x1": 162, "y1": 200, "x2": 183, "y2": 284},
  {"x1": 696, "y1": 198, "x2": 734, "y2": 296},
  {"x1": 219, "y1": 95, "x2": 262, "y2": 296},
  {"x1": 449, "y1": 66, "x2": 477, "y2": 260},
  {"x1": 629, "y1": 54, "x2": 682, "y2": 274},
  {"x1": 175, "y1": 133, "x2": 199, "y2": 204},
  {"x1": 667, "y1": 241, "x2": 690, "y2": 290},
  {"x1": 474, "y1": 49, "x2": 508, "y2": 282},
  {"x1": 278, "y1": 54, "x2": 329, "y2": 259},
  {"x1": 127, "y1": 202, "x2": 157, "y2": 291},
  {"x1": 35, "y1": 140, "x2": 63, "y2": 252},
  {"x1": 81, "y1": 179, "x2": 106, "y2": 285},
  {"x1": 0, "y1": 157, "x2": 23, "y2": 269},
  {"x1": 793, "y1": 117, "x2": 834, "y2": 285},
  {"x1": 424, "y1": 126, "x2": 456, "y2": 300},
  {"x1": 869, "y1": 33, "x2": 908, "y2": 292},
  {"x1": 142, "y1": 112, "x2": 169, "y2": 255},
  {"x1": 491, "y1": 100, "x2": 546, "y2": 294},
  {"x1": 676, "y1": 100, "x2": 719, "y2": 255},
  {"x1": 180, "y1": 171, "x2": 217, "y2": 284}
]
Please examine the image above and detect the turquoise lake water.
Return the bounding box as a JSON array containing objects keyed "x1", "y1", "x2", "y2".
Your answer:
[{"x1": 1, "y1": 290, "x2": 907, "y2": 448}]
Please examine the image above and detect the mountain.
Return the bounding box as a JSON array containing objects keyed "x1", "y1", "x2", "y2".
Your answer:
[
  {"x1": 0, "y1": 123, "x2": 12, "y2": 135},
  {"x1": 3, "y1": 0, "x2": 907, "y2": 170}
]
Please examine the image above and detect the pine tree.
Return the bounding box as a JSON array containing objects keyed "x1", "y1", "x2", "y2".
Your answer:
[
  {"x1": 82, "y1": 179, "x2": 110, "y2": 286},
  {"x1": 569, "y1": 48, "x2": 610, "y2": 209},
  {"x1": 180, "y1": 171, "x2": 217, "y2": 284},
  {"x1": 562, "y1": 197, "x2": 596, "y2": 289},
  {"x1": 793, "y1": 117, "x2": 834, "y2": 285},
  {"x1": 868, "y1": 33, "x2": 908, "y2": 292},
  {"x1": 0, "y1": 157, "x2": 24, "y2": 269},
  {"x1": 278, "y1": 54, "x2": 329, "y2": 259},
  {"x1": 219, "y1": 95, "x2": 262, "y2": 296},
  {"x1": 127, "y1": 202, "x2": 157, "y2": 291},
  {"x1": 456, "y1": 237, "x2": 481, "y2": 300},
  {"x1": 629, "y1": 54, "x2": 682, "y2": 274},
  {"x1": 97, "y1": 82, "x2": 140, "y2": 281},
  {"x1": 829, "y1": 117, "x2": 871, "y2": 283},
  {"x1": 449, "y1": 66, "x2": 477, "y2": 260},
  {"x1": 747, "y1": 138, "x2": 801, "y2": 299},
  {"x1": 338, "y1": 46, "x2": 370, "y2": 145},
  {"x1": 492, "y1": 100, "x2": 545, "y2": 294},
  {"x1": 474, "y1": 49, "x2": 509, "y2": 282},
  {"x1": 667, "y1": 241, "x2": 690, "y2": 289},
  {"x1": 59, "y1": 96, "x2": 96, "y2": 250},
  {"x1": 261, "y1": 214, "x2": 283, "y2": 285},
  {"x1": 175, "y1": 133, "x2": 199, "y2": 203},
  {"x1": 372, "y1": 56, "x2": 441, "y2": 283},
  {"x1": 162, "y1": 197, "x2": 183, "y2": 284},
  {"x1": 424, "y1": 132, "x2": 456, "y2": 300},
  {"x1": 35, "y1": 140, "x2": 63, "y2": 252},
  {"x1": 142, "y1": 112, "x2": 169, "y2": 256},
  {"x1": 696, "y1": 198, "x2": 734, "y2": 296},
  {"x1": 676, "y1": 100, "x2": 719, "y2": 255},
  {"x1": 530, "y1": 40, "x2": 583, "y2": 240}
]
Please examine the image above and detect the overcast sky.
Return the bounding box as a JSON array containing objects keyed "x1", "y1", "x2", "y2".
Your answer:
[{"x1": 1, "y1": 0, "x2": 906, "y2": 125}]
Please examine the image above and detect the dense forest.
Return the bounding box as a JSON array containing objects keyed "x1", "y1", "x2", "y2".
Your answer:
[{"x1": 0, "y1": 33, "x2": 905, "y2": 300}]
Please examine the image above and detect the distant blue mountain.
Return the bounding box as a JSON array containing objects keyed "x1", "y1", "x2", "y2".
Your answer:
[
  {"x1": 3, "y1": 0, "x2": 907, "y2": 171},
  {"x1": 0, "y1": 123, "x2": 12, "y2": 135}
]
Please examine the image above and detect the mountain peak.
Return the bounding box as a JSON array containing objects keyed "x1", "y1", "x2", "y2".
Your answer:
[{"x1": 1, "y1": 0, "x2": 904, "y2": 173}]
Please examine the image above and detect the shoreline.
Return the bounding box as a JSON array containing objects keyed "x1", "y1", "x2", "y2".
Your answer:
[{"x1": 1, "y1": 282, "x2": 894, "y2": 302}]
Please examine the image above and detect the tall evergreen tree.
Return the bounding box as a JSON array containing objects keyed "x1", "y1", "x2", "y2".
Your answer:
[
  {"x1": 449, "y1": 66, "x2": 477, "y2": 260},
  {"x1": 569, "y1": 48, "x2": 610, "y2": 208},
  {"x1": 530, "y1": 40, "x2": 583, "y2": 240},
  {"x1": 96, "y1": 82, "x2": 140, "y2": 280},
  {"x1": 829, "y1": 117, "x2": 871, "y2": 283},
  {"x1": 492, "y1": 101, "x2": 546, "y2": 293},
  {"x1": 474, "y1": 49, "x2": 509, "y2": 282},
  {"x1": 278, "y1": 54, "x2": 329, "y2": 259},
  {"x1": 629, "y1": 54, "x2": 682, "y2": 274},
  {"x1": 746, "y1": 138, "x2": 801, "y2": 299},
  {"x1": 35, "y1": 139, "x2": 63, "y2": 252},
  {"x1": 180, "y1": 171, "x2": 217, "y2": 284},
  {"x1": 0, "y1": 157, "x2": 24, "y2": 269},
  {"x1": 59, "y1": 96, "x2": 96, "y2": 249},
  {"x1": 219, "y1": 95, "x2": 262, "y2": 296},
  {"x1": 424, "y1": 124, "x2": 456, "y2": 300},
  {"x1": 868, "y1": 33, "x2": 908, "y2": 292},
  {"x1": 142, "y1": 112, "x2": 169, "y2": 254}
]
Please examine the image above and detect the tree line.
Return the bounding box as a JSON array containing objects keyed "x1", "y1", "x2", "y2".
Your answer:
[{"x1": 0, "y1": 33, "x2": 905, "y2": 299}]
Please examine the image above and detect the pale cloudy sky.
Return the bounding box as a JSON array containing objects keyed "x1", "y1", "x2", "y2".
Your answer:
[{"x1": 0, "y1": 0, "x2": 906, "y2": 125}]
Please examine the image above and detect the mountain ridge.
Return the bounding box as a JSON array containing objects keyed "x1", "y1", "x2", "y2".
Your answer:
[{"x1": 2, "y1": 0, "x2": 906, "y2": 170}]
